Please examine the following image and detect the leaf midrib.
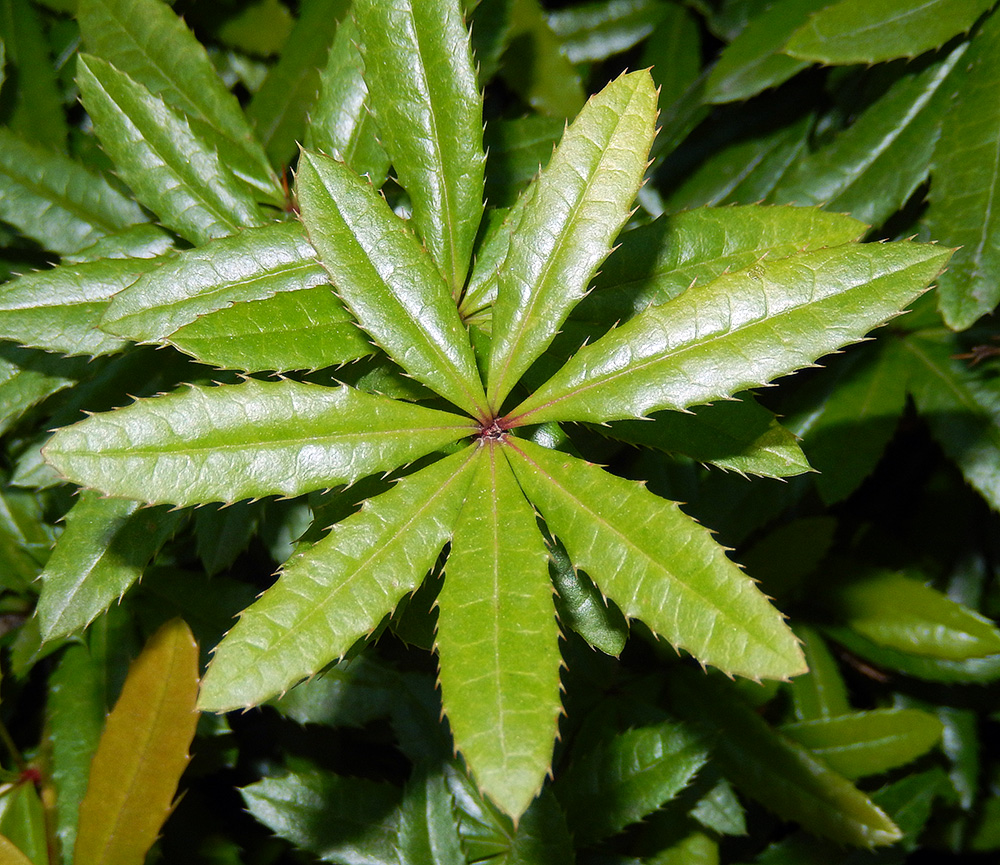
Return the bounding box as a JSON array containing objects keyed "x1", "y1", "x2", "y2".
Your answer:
[
  {"x1": 509, "y1": 441, "x2": 793, "y2": 665},
  {"x1": 516, "y1": 254, "x2": 933, "y2": 422},
  {"x1": 489, "y1": 80, "x2": 646, "y2": 408}
]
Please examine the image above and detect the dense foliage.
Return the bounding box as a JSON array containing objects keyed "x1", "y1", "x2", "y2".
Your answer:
[{"x1": 0, "y1": 0, "x2": 999, "y2": 862}]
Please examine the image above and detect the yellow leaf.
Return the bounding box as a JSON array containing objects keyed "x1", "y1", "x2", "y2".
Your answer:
[
  {"x1": 0, "y1": 833, "x2": 40, "y2": 865},
  {"x1": 74, "y1": 619, "x2": 199, "y2": 865}
]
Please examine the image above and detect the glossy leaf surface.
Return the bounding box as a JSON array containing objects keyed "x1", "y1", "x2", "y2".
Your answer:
[
  {"x1": 826, "y1": 569, "x2": 1000, "y2": 660},
  {"x1": 101, "y1": 222, "x2": 330, "y2": 343},
  {"x1": 297, "y1": 149, "x2": 488, "y2": 419},
  {"x1": 199, "y1": 447, "x2": 479, "y2": 710},
  {"x1": 511, "y1": 242, "x2": 950, "y2": 425},
  {"x1": 487, "y1": 70, "x2": 657, "y2": 409},
  {"x1": 44, "y1": 379, "x2": 475, "y2": 506},
  {"x1": 74, "y1": 618, "x2": 199, "y2": 865},
  {"x1": 507, "y1": 438, "x2": 806, "y2": 680},
  {"x1": 555, "y1": 719, "x2": 708, "y2": 846},
  {"x1": 437, "y1": 444, "x2": 561, "y2": 819},
  {"x1": 36, "y1": 492, "x2": 183, "y2": 642},
  {"x1": 77, "y1": 54, "x2": 266, "y2": 245},
  {"x1": 356, "y1": 0, "x2": 485, "y2": 293},
  {"x1": 77, "y1": 0, "x2": 281, "y2": 202},
  {"x1": 242, "y1": 770, "x2": 400, "y2": 864}
]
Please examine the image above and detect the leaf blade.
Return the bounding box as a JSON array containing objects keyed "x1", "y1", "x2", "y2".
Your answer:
[
  {"x1": 199, "y1": 446, "x2": 480, "y2": 710},
  {"x1": 74, "y1": 618, "x2": 200, "y2": 865},
  {"x1": 510, "y1": 242, "x2": 950, "y2": 425},
  {"x1": 437, "y1": 443, "x2": 562, "y2": 820},
  {"x1": 356, "y1": 0, "x2": 485, "y2": 292},
  {"x1": 487, "y1": 69, "x2": 658, "y2": 410},
  {"x1": 43, "y1": 379, "x2": 476, "y2": 507},
  {"x1": 506, "y1": 438, "x2": 806, "y2": 680},
  {"x1": 297, "y1": 149, "x2": 488, "y2": 419}
]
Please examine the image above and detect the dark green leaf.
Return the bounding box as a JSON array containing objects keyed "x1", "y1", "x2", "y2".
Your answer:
[
  {"x1": 0, "y1": 128, "x2": 146, "y2": 256},
  {"x1": 397, "y1": 768, "x2": 465, "y2": 865},
  {"x1": 772, "y1": 45, "x2": 964, "y2": 227},
  {"x1": 925, "y1": 10, "x2": 1000, "y2": 329},
  {"x1": 669, "y1": 668, "x2": 902, "y2": 847},
  {"x1": 787, "y1": 626, "x2": 851, "y2": 721},
  {"x1": 36, "y1": 491, "x2": 184, "y2": 642},
  {"x1": 78, "y1": 0, "x2": 282, "y2": 202},
  {"x1": 784, "y1": 0, "x2": 995, "y2": 64},
  {"x1": 555, "y1": 719, "x2": 707, "y2": 846},
  {"x1": 546, "y1": 0, "x2": 668, "y2": 64}
]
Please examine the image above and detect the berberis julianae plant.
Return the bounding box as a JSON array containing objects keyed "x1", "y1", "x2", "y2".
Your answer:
[{"x1": 6, "y1": 0, "x2": 953, "y2": 835}]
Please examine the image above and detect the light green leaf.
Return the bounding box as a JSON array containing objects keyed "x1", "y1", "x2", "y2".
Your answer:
[
  {"x1": 0, "y1": 128, "x2": 146, "y2": 256},
  {"x1": 0, "y1": 256, "x2": 164, "y2": 357},
  {"x1": 305, "y1": 15, "x2": 389, "y2": 189},
  {"x1": 487, "y1": 69, "x2": 657, "y2": 410},
  {"x1": 576, "y1": 205, "x2": 867, "y2": 330},
  {"x1": 0, "y1": 781, "x2": 49, "y2": 865},
  {"x1": 555, "y1": 719, "x2": 708, "y2": 846},
  {"x1": 36, "y1": 491, "x2": 185, "y2": 642},
  {"x1": 166, "y1": 285, "x2": 373, "y2": 373},
  {"x1": 101, "y1": 222, "x2": 329, "y2": 343},
  {"x1": 64, "y1": 224, "x2": 175, "y2": 265},
  {"x1": 355, "y1": 0, "x2": 485, "y2": 294},
  {"x1": 398, "y1": 768, "x2": 465, "y2": 865},
  {"x1": 43, "y1": 379, "x2": 476, "y2": 507},
  {"x1": 297, "y1": 149, "x2": 488, "y2": 419},
  {"x1": 781, "y1": 709, "x2": 944, "y2": 779},
  {"x1": 772, "y1": 45, "x2": 964, "y2": 227},
  {"x1": 75, "y1": 618, "x2": 200, "y2": 865},
  {"x1": 510, "y1": 242, "x2": 950, "y2": 425},
  {"x1": 438, "y1": 444, "x2": 561, "y2": 820},
  {"x1": 903, "y1": 329, "x2": 1000, "y2": 509},
  {"x1": 199, "y1": 446, "x2": 479, "y2": 711},
  {"x1": 217, "y1": 0, "x2": 293, "y2": 56},
  {"x1": 546, "y1": 0, "x2": 668, "y2": 64},
  {"x1": 826, "y1": 569, "x2": 1000, "y2": 660},
  {"x1": 77, "y1": 54, "x2": 267, "y2": 246},
  {"x1": 704, "y1": 0, "x2": 827, "y2": 104},
  {"x1": 0, "y1": 0, "x2": 67, "y2": 150},
  {"x1": 669, "y1": 669, "x2": 902, "y2": 847},
  {"x1": 787, "y1": 626, "x2": 851, "y2": 721},
  {"x1": 77, "y1": 0, "x2": 282, "y2": 203},
  {"x1": 248, "y1": 0, "x2": 347, "y2": 168},
  {"x1": 46, "y1": 644, "x2": 106, "y2": 865},
  {"x1": 925, "y1": 11, "x2": 1000, "y2": 329},
  {"x1": 784, "y1": 0, "x2": 994, "y2": 64},
  {"x1": 241, "y1": 770, "x2": 400, "y2": 865},
  {"x1": 507, "y1": 438, "x2": 806, "y2": 680},
  {"x1": 600, "y1": 396, "x2": 812, "y2": 478}
]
